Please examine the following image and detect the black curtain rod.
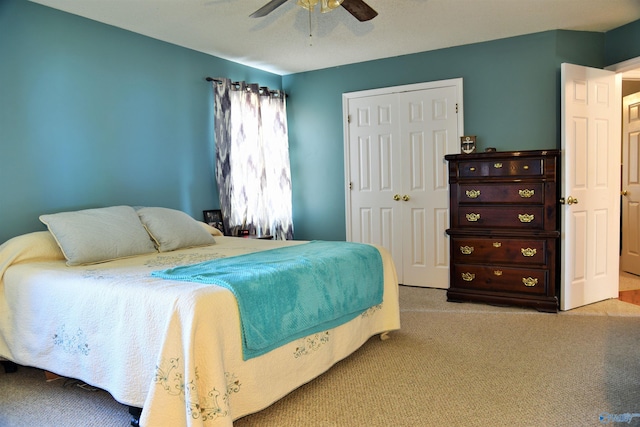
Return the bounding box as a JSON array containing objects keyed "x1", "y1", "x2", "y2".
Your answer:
[{"x1": 205, "y1": 77, "x2": 287, "y2": 98}]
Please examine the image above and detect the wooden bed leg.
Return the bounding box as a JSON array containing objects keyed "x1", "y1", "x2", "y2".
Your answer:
[
  {"x1": 1, "y1": 360, "x2": 18, "y2": 373},
  {"x1": 380, "y1": 331, "x2": 390, "y2": 341},
  {"x1": 129, "y1": 406, "x2": 142, "y2": 427}
]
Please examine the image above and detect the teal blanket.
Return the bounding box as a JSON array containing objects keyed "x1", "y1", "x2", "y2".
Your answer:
[{"x1": 152, "y1": 241, "x2": 383, "y2": 360}]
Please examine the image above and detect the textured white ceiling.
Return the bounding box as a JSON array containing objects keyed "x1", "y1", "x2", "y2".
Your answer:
[{"x1": 30, "y1": 0, "x2": 640, "y2": 76}]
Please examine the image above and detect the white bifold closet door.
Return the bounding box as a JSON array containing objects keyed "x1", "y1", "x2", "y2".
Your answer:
[{"x1": 344, "y1": 80, "x2": 463, "y2": 288}]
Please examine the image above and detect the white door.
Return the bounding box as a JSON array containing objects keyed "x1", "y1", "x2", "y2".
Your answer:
[
  {"x1": 344, "y1": 80, "x2": 462, "y2": 288},
  {"x1": 620, "y1": 92, "x2": 640, "y2": 275},
  {"x1": 560, "y1": 63, "x2": 621, "y2": 310}
]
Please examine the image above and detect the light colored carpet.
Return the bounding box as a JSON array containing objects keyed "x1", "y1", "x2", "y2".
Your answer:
[
  {"x1": 0, "y1": 370, "x2": 130, "y2": 426},
  {"x1": 400, "y1": 284, "x2": 640, "y2": 317},
  {"x1": 1, "y1": 286, "x2": 640, "y2": 427},
  {"x1": 235, "y1": 287, "x2": 640, "y2": 427}
]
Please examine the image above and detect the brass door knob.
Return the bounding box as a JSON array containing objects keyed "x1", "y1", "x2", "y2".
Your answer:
[
  {"x1": 393, "y1": 194, "x2": 401, "y2": 201},
  {"x1": 402, "y1": 195, "x2": 410, "y2": 201},
  {"x1": 622, "y1": 190, "x2": 629, "y2": 196},
  {"x1": 560, "y1": 196, "x2": 578, "y2": 205}
]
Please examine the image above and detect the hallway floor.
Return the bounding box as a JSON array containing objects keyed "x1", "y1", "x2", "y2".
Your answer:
[
  {"x1": 619, "y1": 289, "x2": 640, "y2": 306},
  {"x1": 619, "y1": 270, "x2": 640, "y2": 306}
]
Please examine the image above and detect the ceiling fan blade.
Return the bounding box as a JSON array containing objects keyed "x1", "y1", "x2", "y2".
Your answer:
[
  {"x1": 340, "y1": 0, "x2": 378, "y2": 21},
  {"x1": 250, "y1": 0, "x2": 290, "y2": 18}
]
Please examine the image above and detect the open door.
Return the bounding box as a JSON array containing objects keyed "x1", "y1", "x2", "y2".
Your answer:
[{"x1": 560, "y1": 63, "x2": 621, "y2": 310}]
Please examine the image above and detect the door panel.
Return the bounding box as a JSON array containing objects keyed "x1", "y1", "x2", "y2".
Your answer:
[
  {"x1": 560, "y1": 63, "x2": 621, "y2": 310},
  {"x1": 621, "y1": 93, "x2": 640, "y2": 275}
]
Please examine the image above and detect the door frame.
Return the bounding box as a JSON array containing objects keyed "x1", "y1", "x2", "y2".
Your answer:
[
  {"x1": 342, "y1": 79, "x2": 464, "y2": 241},
  {"x1": 605, "y1": 56, "x2": 640, "y2": 76}
]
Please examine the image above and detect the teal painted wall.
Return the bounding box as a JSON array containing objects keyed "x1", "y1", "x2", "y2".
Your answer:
[
  {"x1": 283, "y1": 30, "x2": 604, "y2": 240},
  {"x1": 605, "y1": 19, "x2": 640, "y2": 65},
  {"x1": 1, "y1": 1, "x2": 638, "y2": 244},
  {"x1": 0, "y1": 0, "x2": 281, "y2": 242}
]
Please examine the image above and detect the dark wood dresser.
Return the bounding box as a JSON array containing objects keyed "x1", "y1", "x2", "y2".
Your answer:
[{"x1": 444, "y1": 149, "x2": 560, "y2": 312}]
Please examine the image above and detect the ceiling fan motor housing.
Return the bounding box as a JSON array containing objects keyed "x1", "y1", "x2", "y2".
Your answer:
[{"x1": 297, "y1": 0, "x2": 345, "y2": 13}]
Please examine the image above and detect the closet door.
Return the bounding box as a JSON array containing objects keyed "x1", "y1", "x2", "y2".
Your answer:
[{"x1": 345, "y1": 80, "x2": 463, "y2": 288}]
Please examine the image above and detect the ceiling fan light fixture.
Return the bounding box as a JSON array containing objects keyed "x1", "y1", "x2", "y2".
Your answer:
[
  {"x1": 296, "y1": 0, "x2": 344, "y2": 13},
  {"x1": 251, "y1": 0, "x2": 377, "y2": 21},
  {"x1": 296, "y1": 0, "x2": 317, "y2": 12},
  {"x1": 321, "y1": 0, "x2": 345, "y2": 13}
]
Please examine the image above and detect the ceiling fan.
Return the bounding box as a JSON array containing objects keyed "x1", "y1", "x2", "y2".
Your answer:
[{"x1": 250, "y1": 0, "x2": 378, "y2": 22}]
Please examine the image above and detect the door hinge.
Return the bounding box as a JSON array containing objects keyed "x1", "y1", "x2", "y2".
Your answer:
[
  {"x1": 455, "y1": 103, "x2": 459, "y2": 113},
  {"x1": 347, "y1": 114, "x2": 352, "y2": 124},
  {"x1": 349, "y1": 182, "x2": 353, "y2": 190}
]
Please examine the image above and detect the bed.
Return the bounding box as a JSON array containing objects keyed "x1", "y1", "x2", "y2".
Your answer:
[{"x1": 0, "y1": 206, "x2": 401, "y2": 427}]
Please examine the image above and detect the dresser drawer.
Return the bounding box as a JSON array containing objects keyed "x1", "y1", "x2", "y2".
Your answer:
[
  {"x1": 458, "y1": 158, "x2": 543, "y2": 178},
  {"x1": 451, "y1": 264, "x2": 548, "y2": 295},
  {"x1": 451, "y1": 237, "x2": 547, "y2": 265},
  {"x1": 457, "y1": 206, "x2": 545, "y2": 229},
  {"x1": 458, "y1": 183, "x2": 544, "y2": 204}
]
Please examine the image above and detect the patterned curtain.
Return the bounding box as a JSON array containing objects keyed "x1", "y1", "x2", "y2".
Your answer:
[{"x1": 213, "y1": 78, "x2": 294, "y2": 240}]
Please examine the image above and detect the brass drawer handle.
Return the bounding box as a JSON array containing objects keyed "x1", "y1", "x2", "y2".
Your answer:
[
  {"x1": 523, "y1": 165, "x2": 529, "y2": 170},
  {"x1": 518, "y1": 214, "x2": 534, "y2": 223},
  {"x1": 469, "y1": 167, "x2": 476, "y2": 172},
  {"x1": 494, "y1": 270, "x2": 503, "y2": 276},
  {"x1": 519, "y1": 189, "x2": 535, "y2": 198},
  {"x1": 522, "y1": 277, "x2": 538, "y2": 287},
  {"x1": 493, "y1": 242, "x2": 502, "y2": 248},
  {"x1": 494, "y1": 163, "x2": 503, "y2": 168},
  {"x1": 466, "y1": 213, "x2": 480, "y2": 222},
  {"x1": 465, "y1": 189, "x2": 481, "y2": 199},
  {"x1": 460, "y1": 246, "x2": 474, "y2": 255},
  {"x1": 462, "y1": 272, "x2": 475, "y2": 282},
  {"x1": 521, "y1": 248, "x2": 537, "y2": 257}
]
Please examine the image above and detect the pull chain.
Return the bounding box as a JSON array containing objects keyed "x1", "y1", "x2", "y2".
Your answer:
[{"x1": 308, "y1": 5, "x2": 313, "y2": 46}]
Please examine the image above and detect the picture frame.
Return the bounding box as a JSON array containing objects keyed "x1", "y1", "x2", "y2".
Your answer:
[
  {"x1": 203, "y1": 209, "x2": 225, "y2": 235},
  {"x1": 460, "y1": 135, "x2": 477, "y2": 154}
]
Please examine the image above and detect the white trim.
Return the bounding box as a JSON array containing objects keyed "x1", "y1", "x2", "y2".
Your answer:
[
  {"x1": 343, "y1": 78, "x2": 464, "y2": 99},
  {"x1": 605, "y1": 56, "x2": 640, "y2": 73},
  {"x1": 606, "y1": 56, "x2": 640, "y2": 80}
]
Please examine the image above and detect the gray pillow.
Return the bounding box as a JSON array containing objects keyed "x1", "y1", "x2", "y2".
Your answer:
[
  {"x1": 137, "y1": 207, "x2": 216, "y2": 252},
  {"x1": 39, "y1": 205, "x2": 157, "y2": 266}
]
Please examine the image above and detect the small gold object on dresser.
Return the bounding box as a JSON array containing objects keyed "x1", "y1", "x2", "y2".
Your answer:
[{"x1": 444, "y1": 149, "x2": 560, "y2": 312}]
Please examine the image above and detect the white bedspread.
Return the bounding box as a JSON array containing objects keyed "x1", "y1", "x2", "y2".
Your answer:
[{"x1": 0, "y1": 234, "x2": 400, "y2": 427}]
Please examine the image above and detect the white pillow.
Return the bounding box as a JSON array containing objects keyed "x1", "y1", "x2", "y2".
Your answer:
[
  {"x1": 39, "y1": 206, "x2": 157, "y2": 266},
  {"x1": 137, "y1": 207, "x2": 216, "y2": 252}
]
